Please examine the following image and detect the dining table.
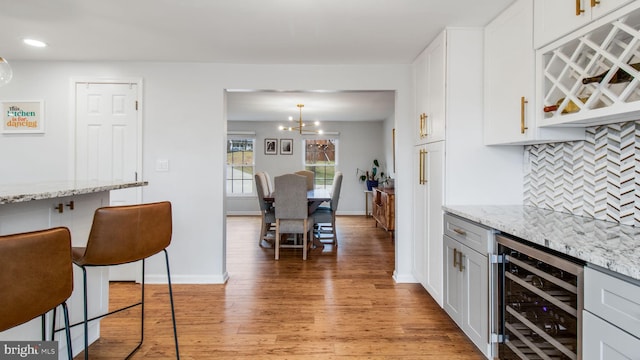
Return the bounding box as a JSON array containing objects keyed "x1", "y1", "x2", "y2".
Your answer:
[{"x1": 264, "y1": 188, "x2": 331, "y2": 210}]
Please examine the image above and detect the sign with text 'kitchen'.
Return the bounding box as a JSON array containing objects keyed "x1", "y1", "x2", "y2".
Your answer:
[{"x1": 2, "y1": 100, "x2": 44, "y2": 133}]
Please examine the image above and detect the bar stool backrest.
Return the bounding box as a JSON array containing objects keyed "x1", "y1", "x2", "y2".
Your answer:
[
  {"x1": 0, "y1": 227, "x2": 73, "y2": 331},
  {"x1": 74, "y1": 201, "x2": 172, "y2": 266}
]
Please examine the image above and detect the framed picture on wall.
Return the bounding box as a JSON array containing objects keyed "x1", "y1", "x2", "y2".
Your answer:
[
  {"x1": 265, "y1": 138, "x2": 277, "y2": 155},
  {"x1": 280, "y1": 139, "x2": 293, "y2": 155},
  {"x1": 1, "y1": 100, "x2": 45, "y2": 134}
]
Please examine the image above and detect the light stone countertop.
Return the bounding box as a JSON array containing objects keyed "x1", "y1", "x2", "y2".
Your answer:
[
  {"x1": 0, "y1": 180, "x2": 148, "y2": 204},
  {"x1": 443, "y1": 205, "x2": 640, "y2": 281}
]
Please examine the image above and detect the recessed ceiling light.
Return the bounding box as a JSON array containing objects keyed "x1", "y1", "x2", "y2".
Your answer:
[{"x1": 23, "y1": 38, "x2": 47, "y2": 48}]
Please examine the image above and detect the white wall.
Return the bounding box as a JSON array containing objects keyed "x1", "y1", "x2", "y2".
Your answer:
[
  {"x1": 226, "y1": 120, "x2": 387, "y2": 215},
  {"x1": 0, "y1": 61, "x2": 414, "y2": 283}
]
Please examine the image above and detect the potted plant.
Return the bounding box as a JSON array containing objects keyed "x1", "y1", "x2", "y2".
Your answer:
[{"x1": 358, "y1": 159, "x2": 385, "y2": 191}]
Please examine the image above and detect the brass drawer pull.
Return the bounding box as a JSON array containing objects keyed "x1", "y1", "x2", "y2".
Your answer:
[{"x1": 453, "y1": 228, "x2": 467, "y2": 236}]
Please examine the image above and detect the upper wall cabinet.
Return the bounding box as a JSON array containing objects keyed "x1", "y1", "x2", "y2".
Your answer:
[
  {"x1": 414, "y1": 32, "x2": 446, "y2": 145},
  {"x1": 537, "y1": 2, "x2": 640, "y2": 127},
  {"x1": 484, "y1": 0, "x2": 584, "y2": 145},
  {"x1": 534, "y1": 0, "x2": 635, "y2": 49}
]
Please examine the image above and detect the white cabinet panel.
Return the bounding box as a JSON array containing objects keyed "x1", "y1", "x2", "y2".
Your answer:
[
  {"x1": 534, "y1": 0, "x2": 634, "y2": 49},
  {"x1": 443, "y1": 235, "x2": 463, "y2": 326},
  {"x1": 583, "y1": 311, "x2": 640, "y2": 360},
  {"x1": 584, "y1": 266, "x2": 640, "y2": 339},
  {"x1": 484, "y1": 0, "x2": 584, "y2": 145},
  {"x1": 414, "y1": 31, "x2": 445, "y2": 144}
]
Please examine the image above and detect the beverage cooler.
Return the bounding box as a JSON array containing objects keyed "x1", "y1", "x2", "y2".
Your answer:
[{"x1": 493, "y1": 235, "x2": 584, "y2": 360}]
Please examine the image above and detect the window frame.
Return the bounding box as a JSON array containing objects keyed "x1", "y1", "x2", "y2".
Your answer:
[
  {"x1": 303, "y1": 138, "x2": 338, "y2": 190},
  {"x1": 226, "y1": 136, "x2": 256, "y2": 197}
]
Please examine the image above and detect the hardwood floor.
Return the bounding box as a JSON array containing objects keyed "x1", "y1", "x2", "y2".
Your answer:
[{"x1": 76, "y1": 215, "x2": 484, "y2": 359}]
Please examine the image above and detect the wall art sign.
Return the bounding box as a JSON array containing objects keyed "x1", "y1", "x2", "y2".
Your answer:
[{"x1": 2, "y1": 100, "x2": 45, "y2": 134}]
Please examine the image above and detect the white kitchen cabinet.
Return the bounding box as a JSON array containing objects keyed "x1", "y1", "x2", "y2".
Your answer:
[
  {"x1": 583, "y1": 311, "x2": 640, "y2": 359},
  {"x1": 413, "y1": 31, "x2": 445, "y2": 145},
  {"x1": 484, "y1": 0, "x2": 584, "y2": 145},
  {"x1": 537, "y1": 2, "x2": 640, "y2": 128},
  {"x1": 442, "y1": 214, "x2": 491, "y2": 358},
  {"x1": 582, "y1": 266, "x2": 640, "y2": 359},
  {"x1": 413, "y1": 141, "x2": 444, "y2": 304},
  {"x1": 412, "y1": 27, "x2": 524, "y2": 311},
  {"x1": 534, "y1": 0, "x2": 634, "y2": 49}
]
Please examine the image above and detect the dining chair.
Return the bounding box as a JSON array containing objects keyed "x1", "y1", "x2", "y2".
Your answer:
[
  {"x1": 263, "y1": 171, "x2": 274, "y2": 195},
  {"x1": 274, "y1": 173, "x2": 315, "y2": 260},
  {"x1": 294, "y1": 170, "x2": 315, "y2": 190},
  {"x1": 0, "y1": 227, "x2": 74, "y2": 360},
  {"x1": 255, "y1": 172, "x2": 276, "y2": 247},
  {"x1": 311, "y1": 171, "x2": 343, "y2": 246},
  {"x1": 72, "y1": 201, "x2": 180, "y2": 360}
]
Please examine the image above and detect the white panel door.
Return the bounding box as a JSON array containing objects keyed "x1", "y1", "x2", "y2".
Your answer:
[
  {"x1": 75, "y1": 82, "x2": 141, "y2": 280},
  {"x1": 75, "y1": 83, "x2": 139, "y2": 191},
  {"x1": 425, "y1": 141, "x2": 444, "y2": 306}
]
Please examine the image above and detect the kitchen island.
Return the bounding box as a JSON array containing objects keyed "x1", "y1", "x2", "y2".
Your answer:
[
  {"x1": 0, "y1": 180, "x2": 147, "y2": 359},
  {"x1": 443, "y1": 205, "x2": 640, "y2": 281}
]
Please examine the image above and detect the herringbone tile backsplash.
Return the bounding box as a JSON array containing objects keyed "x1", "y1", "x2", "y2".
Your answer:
[{"x1": 524, "y1": 121, "x2": 640, "y2": 227}]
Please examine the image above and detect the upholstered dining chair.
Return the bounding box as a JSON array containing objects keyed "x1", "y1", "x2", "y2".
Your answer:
[
  {"x1": 0, "y1": 227, "x2": 74, "y2": 360},
  {"x1": 274, "y1": 173, "x2": 315, "y2": 260},
  {"x1": 263, "y1": 171, "x2": 274, "y2": 195},
  {"x1": 311, "y1": 171, "x2": 343, "y2": 246},
  {"x1": 294, "y1": 170, "x2": 315, "y2": 190},
  {"x1": 72, "y1": 201, "x2": 179, "y2": 360},
  {"x1": 255, "y1": 172, "x2": 276, "y2": 247}
]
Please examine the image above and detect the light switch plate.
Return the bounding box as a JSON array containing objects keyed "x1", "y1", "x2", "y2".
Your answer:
[{"x1": 156, "y1": 159, "x2": 169, "y2": 172}]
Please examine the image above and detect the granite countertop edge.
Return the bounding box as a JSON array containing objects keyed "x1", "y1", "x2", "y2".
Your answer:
[
  {"x1": 0, "y1": 181, "x2": 149, "y2": 204},
  {"x1": 443, "y1": 205, "x2": 640, "y2": 282}
]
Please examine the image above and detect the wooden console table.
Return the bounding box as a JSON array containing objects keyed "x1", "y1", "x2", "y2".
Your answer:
[{"x1": 372, "y1": 187, "x2": 394, "y2": 238}]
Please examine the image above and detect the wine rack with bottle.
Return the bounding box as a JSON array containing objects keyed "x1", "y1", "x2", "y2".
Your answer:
[
  {"x1": 539, "y1": 3, "x2": 640, "y2": 126},
  {"x1": 496, "y1": 235, "x2": 584, "y2": 360}
]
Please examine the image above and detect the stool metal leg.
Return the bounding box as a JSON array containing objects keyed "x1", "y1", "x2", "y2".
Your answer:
[
  {"x1": 164, "y1": 249, "x2": 180, "y2": 359},
  {"x1": 62, "y1": 302, "x2": 73, "y2": 360},
  {"x1": 81, "y1": 266, "x2": 89, "y2": 360}
]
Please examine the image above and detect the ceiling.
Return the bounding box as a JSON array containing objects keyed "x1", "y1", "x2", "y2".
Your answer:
[{"x1": 0, "y1": 0, "x2": 514, "y2": 121}]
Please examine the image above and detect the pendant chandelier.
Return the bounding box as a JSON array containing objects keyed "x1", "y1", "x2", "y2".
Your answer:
[
  {"x1": 0, "y1": 57, "x2": 13, "y2": 87},
  {"x1": 278, "y1": 104, "x2": 323, "y2": 134}
]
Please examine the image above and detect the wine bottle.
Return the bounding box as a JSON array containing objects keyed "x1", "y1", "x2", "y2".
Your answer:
[
  {"x1": 582, "y1": 63, "x2": 640, "y2": 84},
  {"x1": 543, "y1": 97, "x2": 588, "y2": 114}
]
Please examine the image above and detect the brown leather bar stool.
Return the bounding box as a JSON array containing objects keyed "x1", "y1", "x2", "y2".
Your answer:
[
  {"x1": 72, "y1": 201, "x2": 179, "y2": 359},
  {"x1": 0, "y1": 227, "x2": 74, "y2": 360}
]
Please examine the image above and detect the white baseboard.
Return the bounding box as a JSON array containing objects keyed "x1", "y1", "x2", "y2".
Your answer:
[{"x1": 145, "y1": 272, "x2": 229, "y2": 284}]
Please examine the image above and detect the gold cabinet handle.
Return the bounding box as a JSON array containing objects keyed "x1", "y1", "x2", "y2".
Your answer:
[
  {"x1": 453, "y1": 228, "x2": 466, "y2": 236},
  {"x1": 520, "y1": 96, "x2": 528, "y2": 134},
  {"x1": 576, "y1": 0, "x2": 585, "y2": 15},
  {"x1": 419, "y1": 113, "x2": 428, "y2": 138},
  {"x1": 54, "y1": 203, "x2": 64, "y2": 214},
  {"x1": 591, "y1": 0, "x2": 600, "y2": 7},
  {"x1": 458, "y1": 251, "x2": 465, "y2": 272},
  {"x1": 453, "y1": 248, "x2": 459, "y2": 269},
  {"x1": 423, "y1": 114, "x2": 428, "y2": 137},
  {"x1": 421, "y1": 149, "x2": 428, "y2": 184}
]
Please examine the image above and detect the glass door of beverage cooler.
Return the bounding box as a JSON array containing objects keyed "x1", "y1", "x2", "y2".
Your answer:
[{"x1": 496, "y1": 235, "x2": 584, "y2": 360}]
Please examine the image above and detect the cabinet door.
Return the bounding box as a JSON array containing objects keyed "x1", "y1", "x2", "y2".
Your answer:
[
  {"x1": 413, "y1": 145, "x2": 428, "y2": 285},
  {"x1": 414, "y1": 51, "x2": 428, "y2": 144},
  {"x1": 424, "y1": 32, "x2": 446, "y2": 143},
  {"x1": 424, "y1": 141, "x2": 444, "y2": 305},
  {"x1": 485, "y1": 0, "x2": 583, "y2": 145},
  {"x1": 583, "y1": 310, "x2": 640, "y2": 360},
  {"x1": 534, "y1": 0, "x2": 635, "y2": 49},
  {"x1": 461, "y1": 244, "x2": 489, "y2": 358},
  {"x1": 534, "y1": 0, "x2": 590, "y2": 49},
  {"x1": 484, "y1": 0, "x2": 536, "y2": 145},
  {"x1": 443, "y1": 235, "x2": 463, "y2": 327}
]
